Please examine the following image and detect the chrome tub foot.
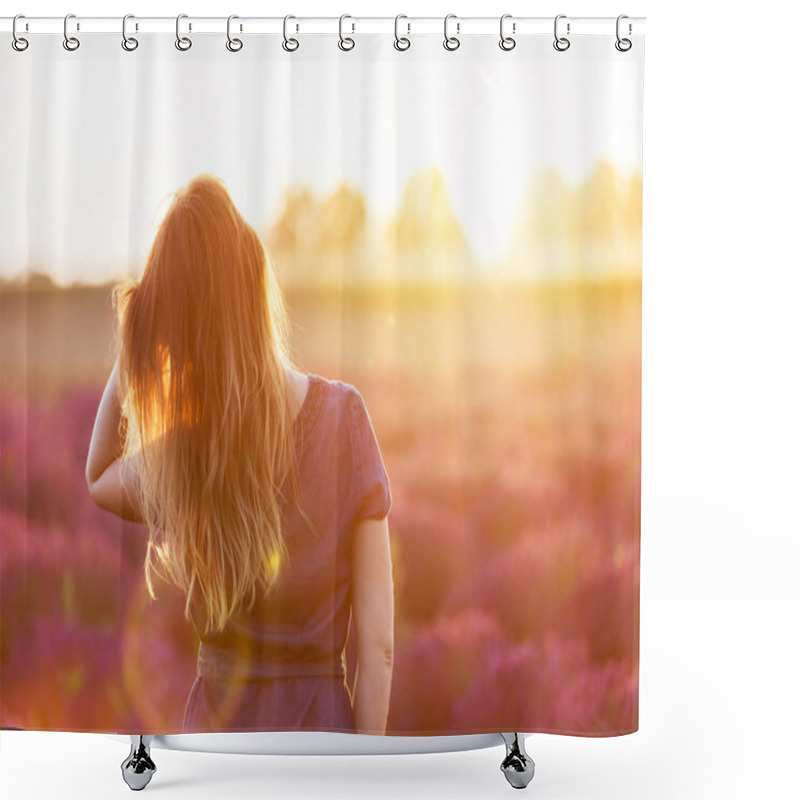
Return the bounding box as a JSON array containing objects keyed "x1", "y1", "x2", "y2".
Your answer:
[
  {"x1": 500, "y1": 733, "x2": 535, "y2": 789},
  {"x1": 121, "y1": 735, "x2": 157, "y2": 791}
]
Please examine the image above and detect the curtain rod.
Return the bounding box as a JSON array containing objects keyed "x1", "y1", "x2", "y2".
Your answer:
[{"x1": 1, "y1": 16, "x2": 646, "y2": 37}]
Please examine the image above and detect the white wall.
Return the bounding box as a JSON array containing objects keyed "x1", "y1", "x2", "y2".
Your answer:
[{"x1": 1, "y1": 2, "x2": 797, "y2": 799}]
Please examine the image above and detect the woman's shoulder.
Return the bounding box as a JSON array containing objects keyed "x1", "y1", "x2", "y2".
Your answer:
[
  {"x1": 313, "y1": 375, "x2": 375, "y2": 445},
  {"x1": 311, "y1": 374, "x2": 391, "y2": 519},
  {"x1": 316, "y1": 375, "x2": 367, "y2": 411}
]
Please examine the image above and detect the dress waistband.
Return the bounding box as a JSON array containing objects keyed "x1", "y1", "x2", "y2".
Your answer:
[{"x1": 197, "y1": 641, "x2": 346, "y2": 681}]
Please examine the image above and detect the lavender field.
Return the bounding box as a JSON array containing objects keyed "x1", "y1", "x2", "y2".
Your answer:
[{"x1": 0, "y1": 276, "x2": 640, "y2": 735}]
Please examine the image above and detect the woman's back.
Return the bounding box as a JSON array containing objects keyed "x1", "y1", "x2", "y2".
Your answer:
[{"x1": 182, "y1": 373, "x2": 392, "y2": 733}]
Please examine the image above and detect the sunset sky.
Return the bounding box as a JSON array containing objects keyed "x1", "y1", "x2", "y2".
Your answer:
[{"x1": 0, "y1": 33, "x2": 643, "y2": 284}]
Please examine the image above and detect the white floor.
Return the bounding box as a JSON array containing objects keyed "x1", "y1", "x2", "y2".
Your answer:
[{"x1": 2, "y1": 596, "x2": 797, "y2": 800}]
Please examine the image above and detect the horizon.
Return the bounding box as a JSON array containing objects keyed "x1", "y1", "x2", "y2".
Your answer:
[{"x1": 1, "y1": 160, "x2": 642, "y2": 288}]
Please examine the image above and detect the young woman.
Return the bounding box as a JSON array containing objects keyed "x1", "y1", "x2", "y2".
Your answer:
[{"x1": 85, "y1": 174, "x2": 394, "y2": 734}]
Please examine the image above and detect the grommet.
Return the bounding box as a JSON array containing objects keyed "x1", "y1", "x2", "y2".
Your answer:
[
  {"x1": 122, "y1": 14, "x2": 138, "y2": 51},
  {"x1": 394, "y1": 14, "x2": 411, "y2": 51},
  {"x1": 63, "y1": 13, "x2": 80, "y2": 51},
  {"x1": 499, "y1": 14, "x2": 516, "y2": 51},
  {"x1": 176, "y1": 13, "x2": 192, "y2": 51},
  {"x1": 338, "y1": 14, "x2": 355, "y2": 51},
  {"x1": 12, "y1": 14, "x2": 29, "y2": 51},
  {"x1": 553, "y1": 14, "x2": 570, "y2": 52},
  {"x1": 283, "y1": 14, "x2": 299, "y2": 52},
  {"x1": 443, "y1": 14, "x2": 460, "y2": 51},
  {"x1": 615, "y1": 14, "x2": 632, "y2": 51},
  {"x1": 227, "y1": 14, "x2": 243, "y2": 52}
]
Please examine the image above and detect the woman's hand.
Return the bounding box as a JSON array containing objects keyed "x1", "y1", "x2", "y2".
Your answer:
[{"x1": 85, "y1": 357, "x2": 145, "y2": 523}]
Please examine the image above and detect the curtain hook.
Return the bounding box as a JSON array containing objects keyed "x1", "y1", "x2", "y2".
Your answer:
[
  {"x1": 553, "y1": 14, "x2": 570, "y2": 51},
  {"x1": 338, "y1": 14, "x2": 355, "y2": 51},
  {"x1": 615, "y1": 14, "x2": 632, "y2": 51},
  {"x1": 12, "y1": 14, "x2": 29, "y2": 51},
  {"x1": 443, "y1": 13, "x2": 460, "y2": 51},
  {"x1": 122, "y1": 14, "x2": 139, "y2": 51},
  {"x1": 394, "y1": 14, "x2": 410, "y2": 51},
  {"x1": 283, "y1": 14, "x2": 299, "y2": 51},
  {"x1": 499, "y1": 13, "x2": 516, "y2": 51},
  {"x1": 226, "y1": 15, "x2": 243, "y2": 52},
  {"x1": 175, "y1": 13, "x2": 192, "y2": 50},
  {"x1": 63, "y1": 13, "x2": 80, "y2": 51}
]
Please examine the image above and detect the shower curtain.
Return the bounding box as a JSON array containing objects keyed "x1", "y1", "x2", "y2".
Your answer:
[{"x1": 0, "y1": 18, "x2": 644, "y2": 737}]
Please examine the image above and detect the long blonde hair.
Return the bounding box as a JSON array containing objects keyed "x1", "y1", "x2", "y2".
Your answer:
[{"x1": 112, "y1": 173, "x2": 312, "y2": 637}]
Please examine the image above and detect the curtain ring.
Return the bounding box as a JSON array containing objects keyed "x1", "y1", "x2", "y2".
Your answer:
[
  {"x1": 394, "y1": 14, "x2": 410, "y2": 51},
  {"x1": 339, "y1": 14, "x2": 355, "y2": 51},
  {"x1": 615, "y1": 14, "x2": 632, "y2": 51},
  {"x1": 443, "y1": 14, "x2": 460, "y2": 51},
  {"x1": 176, "y1": 14, "x2": 192, "y2": 51},
  {"x1": 12, "y1": 14, "x2": 29, "y2": 51},
  {"x1": 283, "y1": 15, "x2": 299, "y2": 51},
  {"x1": 226, "y1": 15, "x2": 243, "y2": 52},
  {"x1": 553, "y1": 14, "x2": 570, "y2": 51},
  {"x1": 499, "y1": 13, "x2": 516, "y2": 51},
  {"x1": 122, "y1": 14, "x2": 139, "y2": 51},
  {"x1": 63, "y1": 13, "x2": 80, "y2": 51}
]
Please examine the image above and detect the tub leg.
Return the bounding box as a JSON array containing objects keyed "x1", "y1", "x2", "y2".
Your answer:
[
  {"x1": 121, "y1": 735, "x2": 157, "y2": 791},
  {"x1": 500, "y1": 733, "x2": 535, "y2": 789}
]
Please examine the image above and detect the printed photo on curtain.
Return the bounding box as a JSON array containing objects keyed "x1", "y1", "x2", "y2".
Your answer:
[{"x1": 0, "y1": 23, "x2": 644, "y2": 738}]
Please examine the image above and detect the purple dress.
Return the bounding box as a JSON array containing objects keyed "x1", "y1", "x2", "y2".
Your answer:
[{"x1": 181, "y1": 373, "x2": 392, "y2": 733}]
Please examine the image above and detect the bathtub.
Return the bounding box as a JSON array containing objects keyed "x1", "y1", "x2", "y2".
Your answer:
[{"x1": 105, "y1": 731, "x2": 535, "y2": 790}]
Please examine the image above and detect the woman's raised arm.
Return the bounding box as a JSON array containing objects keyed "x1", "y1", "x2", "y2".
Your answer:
[{"x1": 85, "y1": 358, "x2": 145, "y2": 523}]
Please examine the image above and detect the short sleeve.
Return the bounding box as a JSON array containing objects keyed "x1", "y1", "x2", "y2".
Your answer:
[{"x1": 347, "y1": 387, "x2": 392, "y2": 523}]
